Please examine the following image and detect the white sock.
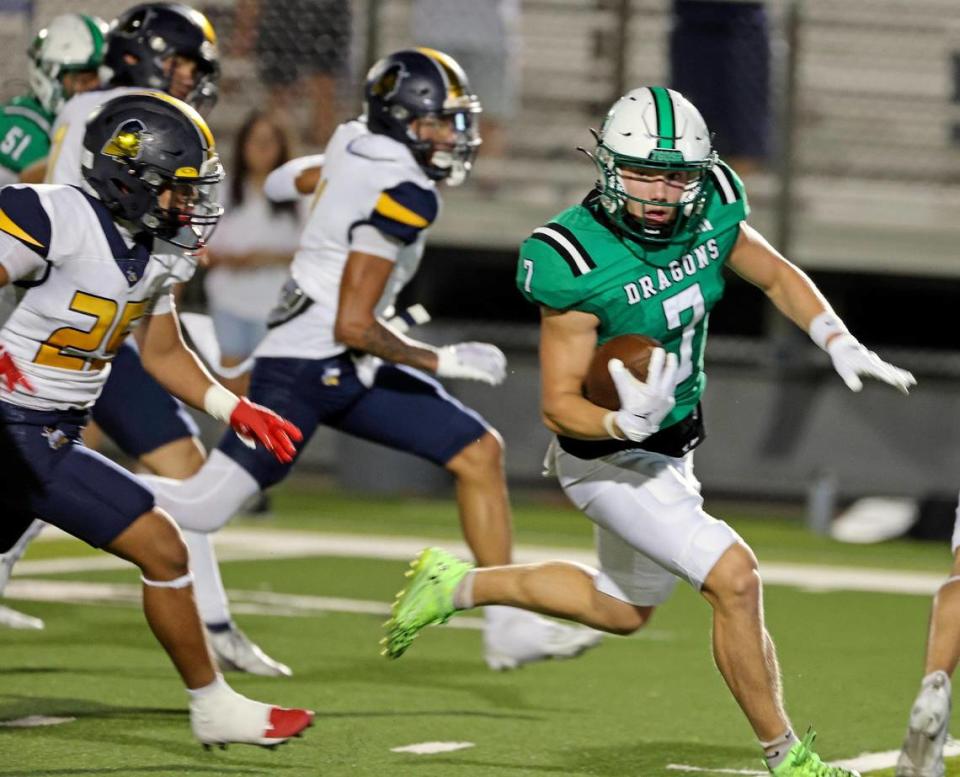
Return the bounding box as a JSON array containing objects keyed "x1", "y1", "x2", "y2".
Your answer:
[
  {"x1": 0, "y1": 520, "x2": 45, "y2": 593},
  {"x1": 182, "y1": 530, "x2": 231, "y2": 627},
  {"x1": 761, "y1": 729, "x2": 798, "y2": 769},
  {"x1": 187, "y1": 672, "x2": 227, "y2": 700},
  {"x1": 452, "y1": 570, "x2": 476, "y2": 610},
  {"x1": 921, "y1": 670, "x2": 952, "y2": 693}
]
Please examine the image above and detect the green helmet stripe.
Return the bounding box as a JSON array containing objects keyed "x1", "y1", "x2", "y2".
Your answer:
[
  {"x1": 650, "y1": 87, "x2": 675, "y2": 149},
  {"x1": 80, "y1": 15, "x2": 105, "y2": 67}
]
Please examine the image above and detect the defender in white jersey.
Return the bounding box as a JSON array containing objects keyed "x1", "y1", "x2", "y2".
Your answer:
[
  {"x1": 0, "y1": 92, "x2": 311, "y2": 746},
  {"x1": 145, "y1": 48, "x2": 603, "y2": 671},
  {"x1": 0, "y1": 2, "x2": 291, "y2": 678}
]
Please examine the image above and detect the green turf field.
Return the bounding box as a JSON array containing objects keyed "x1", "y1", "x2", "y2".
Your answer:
[{"x1": 1, "y1": 484, "x2": 957, "y2": 776}]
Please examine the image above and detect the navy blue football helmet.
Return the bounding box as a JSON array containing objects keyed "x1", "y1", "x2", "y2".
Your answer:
[
  {"x1": 102, "y1": 3, "x2": 219, "y2": 112},
  {"x1": 81, "y1": 92, "x2": 223, "y2": 249},
  {"x1": 364, "y1": 47, "x2": 481, "y2": 185}
]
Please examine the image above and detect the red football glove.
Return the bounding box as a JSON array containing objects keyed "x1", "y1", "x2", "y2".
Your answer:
[
  {"x1": 229, "y1": 397, "x2": 303, "y2": 464},
  {"x1": 0, "y1": 346, "x2": 34, "y2": 394}
]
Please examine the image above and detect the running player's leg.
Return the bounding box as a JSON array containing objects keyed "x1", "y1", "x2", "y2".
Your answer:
[
  {"x1": 558, "y1": 449, "x2": 790, "y2": 748},
  {"x1": 385, "y1": 446, "x2": 857, "y2": 776},
  {"x1": 0, "y1": 422, "x2": 44, "y2": 629},
  {"x1": 340, "y1": 362, "x2": 603, "y2": 667},
  {"x1": 3, "y1": 405, "x2": 312, "y2": 746},
  {"x1": 895, "y1": 491, "x2": 960, "y2": 777},
  {"x1": 0, "y1": 518, "x2": 45, "y2": 628},
  {"x1": 94, "y1": 342, "x2": 286, "y2": 676}
]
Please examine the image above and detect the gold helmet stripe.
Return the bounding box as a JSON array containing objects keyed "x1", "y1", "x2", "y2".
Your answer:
[
  {"x1": 185, "y1": 7, "x2": 217, "y2": 44},
  {"x1": 130, "y1": 90, "x2": 216, "y2": 151},
  {"x1": 415, "y1": 47, "x2": 465, "y2": 98}
]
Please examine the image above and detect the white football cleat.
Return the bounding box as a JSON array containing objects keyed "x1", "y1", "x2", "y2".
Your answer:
[
  {"x1": 896, "y1": 670, "x2": 952, "y2": 777},
  {"x1": 190, "y1": 680, "x2": 313, "y2": 749},
  {"x1": 483, "y1": 609, "x2": 603, "y2": 671},
  {"x1": 207, "y1": 627, "x2": 292, "y2": 677},
  {"x1": 0, "y1": 603, "x2": 44, "y2": 630}
]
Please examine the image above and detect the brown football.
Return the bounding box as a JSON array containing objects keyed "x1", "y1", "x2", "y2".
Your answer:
[{"x1": 584, "y1": 334, "x2": 661, "y2": 410}]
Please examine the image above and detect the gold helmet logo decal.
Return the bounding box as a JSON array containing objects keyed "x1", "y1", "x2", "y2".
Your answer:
[{"x1": 102, "y1": 119, "x2": 145, "y2": 161}]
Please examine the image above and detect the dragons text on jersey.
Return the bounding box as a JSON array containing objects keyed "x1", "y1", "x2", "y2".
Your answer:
[{"x1": 517, "y1": 161, "x2": 748, "y2": 431}]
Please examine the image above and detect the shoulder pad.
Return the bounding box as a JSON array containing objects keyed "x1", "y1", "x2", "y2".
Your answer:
[
  {"x1": 3, "y1": 99, "x2": 52, "y2": 136},
  {"x1": 704, "y1": 161, "x2": 750, "y2": 229},
  {"x1": 517, "y1": 213, "x2": 597, "y2": 310},
  {"x1": 368, "y1": 181, "x2": 438, "y2": 245},
  {"x1": 0, "y1": 185, "x2": 51, "y2": 258},
  {"x1": 346, "y1": 132, "x2": 409, "y2": 164}
]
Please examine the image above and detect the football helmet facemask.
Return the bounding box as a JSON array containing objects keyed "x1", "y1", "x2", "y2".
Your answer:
[
  {"x1": 28, "y1": 13, "x2": 108, "y2": 114},
  {"x1": 101, "y1": 3, "x2": 219, "y2": 113},
  {"x1": 81, "y1": 91, "x2": 223, "y2": 250},
  {"x1": 590, "y1": 86, "x2": 717, "y2": 244},
  {"x1": 364, "y1": 47, "x2": 481, "y2": 186}
]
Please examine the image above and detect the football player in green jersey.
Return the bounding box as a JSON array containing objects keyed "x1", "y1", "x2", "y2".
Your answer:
[
  {"x1": 0, "y1": 13, "x2": 106, "y2": 187},
  {"x1": 384, "y1": 87, "x2": 916, "y2": 776}
]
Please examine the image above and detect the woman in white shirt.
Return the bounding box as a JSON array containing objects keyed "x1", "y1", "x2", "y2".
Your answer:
[{"x1": 205, "y1": 110, "x2": 302, "y2": 390}]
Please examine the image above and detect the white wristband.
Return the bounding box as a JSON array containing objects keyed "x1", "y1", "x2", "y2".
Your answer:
[
  {"x1": 203, "y1": 384, "x2": 239, "y2": 423},
  {"x1": 603, "y1": 411, "x2": 626, "y2": 441},
  {"x1": 809, "y1": 311, "x2": 849, "y2": 351}
]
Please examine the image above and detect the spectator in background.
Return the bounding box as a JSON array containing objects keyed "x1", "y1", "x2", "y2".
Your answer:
[
  {"x1": 410, "y1": 0, "x2": 521, "y2": 163},
  {"x1": 205, "y1": 110, "x2": 302, "y2": 395},
  {"x1": 232, "y1": 0, "x2": 351, "y2": 147},
  {"x1": 670, "y1": 0, "x2": 771, "y2": 175}
]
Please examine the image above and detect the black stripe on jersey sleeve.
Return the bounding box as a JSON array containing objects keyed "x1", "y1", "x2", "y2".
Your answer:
[
  {"x1": 547, "y1": 222, "x2": 596, "y2": 270},
  {"x1": 529, "y1": 230, "x2": 584, "y2": 277},
  {"x1": 711, "y1": 164, "x2": 742, "y2": 204},
  {"x1": 368, "y1": 182, "x2": 439, "y2": 246},
  {"x1": 0, "y1": 186, "x2": 50, "y2": 258}
]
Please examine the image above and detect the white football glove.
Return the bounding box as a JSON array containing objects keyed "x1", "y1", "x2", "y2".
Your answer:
[
  {"x1": 351, "y1": 354, "x2": 383, "y2": 389},
  {"x1": 607, "y1": 348, "x2": 678, "y2": 442},
  {"x1": 826, "y1": 333, "x2": 916, "y2": 394},
  {"x1": 435, "y1": 342, "x2": 507, "y2": 385}
]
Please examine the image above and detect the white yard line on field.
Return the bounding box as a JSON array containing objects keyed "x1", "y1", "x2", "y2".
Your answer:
[
  {"x1": 666, "y1": 767, "x2": 765, "y2": 775},
  {"x1": 3, "y1": 578, "x2": 486, "y2": 630},
  {"x1": 19, "y1": 527, "x2": 948, "y2": 596},
  {"x1": 390, "y1": 741, "x2": 475, "y2": 755}
]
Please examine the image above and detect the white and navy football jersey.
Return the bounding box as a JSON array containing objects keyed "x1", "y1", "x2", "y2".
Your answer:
[
  {"x1": 0, "y1": 184, "x2": 179, "y2": 411},
  {"x1": 255, "y1": 119, "x2": 441, "y2": 360},
  {"x1": 46, "y1": 86, "x2": 137, "y2": 186}
]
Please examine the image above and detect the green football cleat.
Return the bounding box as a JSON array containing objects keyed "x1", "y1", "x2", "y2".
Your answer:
[
  {"x1": 382, "y1": 547, "x2": 474, "y2": 659},
  {"x1": 768, "y1": 731, "x2": 860, "y2": 777}
]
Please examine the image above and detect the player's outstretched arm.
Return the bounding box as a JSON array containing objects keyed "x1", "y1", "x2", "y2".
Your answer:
[
  {"x1": 335, "y1": 250, "x2": 506, "y2": 385},
  {"x1": 138, "y1": 309, "x2": 302, "y2": 462},
  {"x1": 728, "y1": 222, "x2": 915, "y2": 393},
  {"x1": 263, "y1": 154, "x2": 325, "y2": 202}
]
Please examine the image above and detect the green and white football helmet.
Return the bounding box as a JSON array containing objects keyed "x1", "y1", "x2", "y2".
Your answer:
[
  {"x1": 28, "y1": 13, "x2": 107, "y2": 114},
  {"x1": 592, "y1": 86, "x2": 717, "y2": 244}
]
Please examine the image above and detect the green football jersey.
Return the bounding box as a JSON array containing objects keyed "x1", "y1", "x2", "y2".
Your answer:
[
  {"x1": 0, "y1": 95, "x2": 53, "y2": 179},
  {"x1": 517, "y1": 161, "x2": 749, "y2": 430}
]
